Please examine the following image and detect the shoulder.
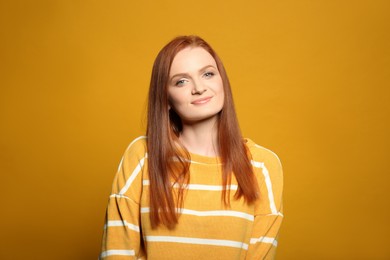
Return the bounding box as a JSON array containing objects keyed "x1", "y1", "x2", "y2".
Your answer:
[
  {"x1": 245, "y1": 138, "x2": 283, "y2": 195},
  {"x1": 245, "y1": 138, "x2": 283, "y2": 182},
  {"x1": 119, "y1": 136, "x2": 148, "y2": 168},
  {"x1": 245, "y1": 138, "x2": 283, "y2": 215},
  {"x1": 112, "y1": 136, "x2": 148, "y2": 197},
  {"x1": 244, "y1": 138, "x2": 281, "y2": 165},
  {"x1": 123, "y1": 136, "x2": 148, "y2": 157}
]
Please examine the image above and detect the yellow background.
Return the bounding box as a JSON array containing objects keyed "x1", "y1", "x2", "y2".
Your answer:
[{"x1": 1, "y1": 0, "x2": 389, "y2": 259}]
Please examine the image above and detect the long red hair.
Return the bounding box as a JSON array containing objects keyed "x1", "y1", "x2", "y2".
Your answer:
[{"x1": 147, "y1": 35, "x2": 258, "y2": 229}]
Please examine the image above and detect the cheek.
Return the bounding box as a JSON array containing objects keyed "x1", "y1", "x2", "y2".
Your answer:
[
  {"x1": 217, "y1": 82, "x2": 225, "y2": 102},
  {"x1": 168, "y1": 91, "x2": 186, "y2": 109},
  {"x1": 218, "y1": 87, "x2": 225, "y2": 109},
  {"x1": 215, "y1": 77, "x2": 224, "y2": 94},
  {"x1": 219, "y1": 93, "x2": 225, "y2": 108}
]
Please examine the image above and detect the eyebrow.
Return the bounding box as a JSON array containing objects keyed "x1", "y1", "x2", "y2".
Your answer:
[{"x1": 169, "y1": 65, "x2": 216, "y2": 80}]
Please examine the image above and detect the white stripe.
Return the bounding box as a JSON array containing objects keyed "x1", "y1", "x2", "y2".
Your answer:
[
  {"x1": 100, "y1": 249, "x2": 135, "y2": 258},
  {"x1": 179, "y1": 208, "x2": 254, "y2": 221},
  {"x1": 261, "y1": 164, "x2": 278, "y2": 214},
  {"x1": 140, "y1": 207, "x2": 149, "y2": 213},
  {"x1": 266, "y1": 212, "x2": 284, "y2": 217},
  {"x1": 251, "y1": 160, "x2": 264, "y2": 169},
  {"x1": 109, "y1": 194, "x2": 130, "y2": 200},
  {"x1": 250, "y1": 236, "x2": 278, "y2": 247},
  {"x1": 142, "y1": 180, "x2": 238, "y2": 191},
  {"x1": 140, "y1": 208, "x2": 253, "y2": 221},
  {"x1": 104, "y1": 220, "x2": 140, "y2": 232},
  {"x1": 251, "y1": 160, "x2": 278, "y2": 214},
  {"x1": 119, "y1": 156, "x2": 146, "y2": 195},
  {"x1": 145, "y1": 236, "x2": 248, "y2": 250},
  {"x1": 117, "y1": 136, "x2": 147, "y2": 172}
]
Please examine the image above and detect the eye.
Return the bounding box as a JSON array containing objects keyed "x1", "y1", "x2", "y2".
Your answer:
[
  {"x1": 204, "y1": 71, "x2": 215, "y2": 78},
  {"x1": 175, "y1": 79, "x2": 187, "y2": 87}
]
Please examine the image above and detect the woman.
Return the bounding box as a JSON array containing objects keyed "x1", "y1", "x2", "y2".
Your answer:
[{"x1": 100, "y1": 35, "x2": 283, "y2": 259}]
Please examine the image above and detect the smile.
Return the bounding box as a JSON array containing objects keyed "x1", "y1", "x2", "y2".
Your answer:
[{"x1": 191, "y1": 96, "x2": 213, "y2": 105}]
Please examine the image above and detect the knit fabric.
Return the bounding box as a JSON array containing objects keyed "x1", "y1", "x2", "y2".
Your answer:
[{"x1": 100, "y1": 136, "x2": 283, "y2": 259}]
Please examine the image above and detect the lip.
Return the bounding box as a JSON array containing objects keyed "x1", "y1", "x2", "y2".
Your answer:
[{"x1": 191, "y1": 96, "x2": 213, "y2": 105}]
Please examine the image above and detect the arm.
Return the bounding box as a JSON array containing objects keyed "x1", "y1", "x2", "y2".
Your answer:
[
  {"x1": 246, "y1": 154, "x2": 284, "y2": 260},
  {"x1": 100, "y1": 138, "x2": 147, "y2": 259}
]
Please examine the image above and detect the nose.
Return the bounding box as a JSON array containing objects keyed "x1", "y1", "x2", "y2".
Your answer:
[{"x1": 191, "y1": 80, "x2": 207, "y2": 95}]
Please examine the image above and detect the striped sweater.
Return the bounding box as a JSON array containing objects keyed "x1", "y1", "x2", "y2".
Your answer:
[{"x1": 100, "y1": 136, "x2": 283, "y2": 259}]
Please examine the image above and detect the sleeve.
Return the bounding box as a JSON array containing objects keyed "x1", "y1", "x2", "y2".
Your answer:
[
  {"x1": 100, "y1": 138, "x2": 147, "y2": 259},
  {"x1": 246, "y1": 153, "x2": 284, "y2": 260}
]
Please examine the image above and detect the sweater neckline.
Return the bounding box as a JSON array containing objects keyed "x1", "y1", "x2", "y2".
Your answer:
[
  {"x1": 186, "y1": 138, "x2": 253, "y2": 165},
  {"x1": 188, "y1": 152, "x2": 221, "y2": 165}
]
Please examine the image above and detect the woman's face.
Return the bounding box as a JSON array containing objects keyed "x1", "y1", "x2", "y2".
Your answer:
[{"x1": 167, "y1": 47, "x2": 224, "y2": 125}]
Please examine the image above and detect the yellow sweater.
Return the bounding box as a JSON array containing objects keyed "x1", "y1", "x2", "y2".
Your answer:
[{"x1": 100, "y1": 136, "x2": 283, "y2": 259}]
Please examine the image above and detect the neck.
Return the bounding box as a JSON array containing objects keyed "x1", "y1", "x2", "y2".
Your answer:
[{"x1": 179, "y1": 117, "x2": 219, "y2": 157}]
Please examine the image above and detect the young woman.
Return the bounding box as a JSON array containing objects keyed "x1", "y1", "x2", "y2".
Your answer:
[{"x1": 100, "y1": 35, "x2": 283, "y2": 259}]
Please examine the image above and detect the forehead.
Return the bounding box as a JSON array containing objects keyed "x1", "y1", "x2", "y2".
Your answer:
[{"x1": 169, "y1": 47, "x2": 217, "y2": 75}]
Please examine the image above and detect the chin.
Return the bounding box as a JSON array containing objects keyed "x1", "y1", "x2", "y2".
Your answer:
[{"x1": 184, "y1": 113, "x2": 220, "y2": 123}]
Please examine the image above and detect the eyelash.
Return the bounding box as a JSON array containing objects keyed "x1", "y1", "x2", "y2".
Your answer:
[
  {"x1": 175, "y1": 79, "x2": 186, "y2": 86},
  {"x1": 174, "y1": 71, "x2": 215, "y2": 86},
  {"x1": 204, "y1": 71, "x2": 214, "y2": 78}
]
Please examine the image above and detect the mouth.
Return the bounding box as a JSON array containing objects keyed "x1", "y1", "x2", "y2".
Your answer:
[{"x1": 191, "y1": 96, "x2": 213, "y2": 105}]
